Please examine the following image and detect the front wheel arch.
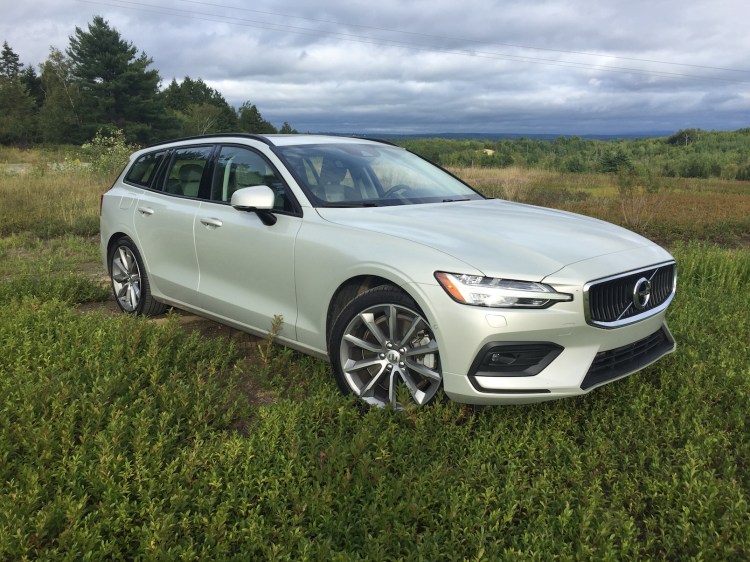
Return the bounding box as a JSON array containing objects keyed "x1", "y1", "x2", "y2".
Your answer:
[{"x1": 325, "y1": 275, "x2": 396, "y2": 350}]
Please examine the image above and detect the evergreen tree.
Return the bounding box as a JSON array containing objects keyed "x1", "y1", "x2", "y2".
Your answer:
[
  {"x1": 39, "y1": 48, "x2": 83, "y2": 143},
  {"x1": 66, "y1": 16, "x2": 167, "y2": 143},
  {"x1": 0, "y1": 41, "x2": 37, "y2": 144},
  {"x1": 237, "y1": 102, "x2": 277, "y2": 134},
  {"x1": 20, "y1": 66, "x2": 44, "y2": 107},
  {"x1": 162, "y1": 76, "x2": 237, "y2": 135},
  {"x1": 0, "y1": 41, "x2": 22, "y2": 79}
]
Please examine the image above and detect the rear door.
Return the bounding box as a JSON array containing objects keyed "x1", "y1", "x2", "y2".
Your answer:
[{"x1": 132, "y1": 145, "x2": 213, "y2": 304}]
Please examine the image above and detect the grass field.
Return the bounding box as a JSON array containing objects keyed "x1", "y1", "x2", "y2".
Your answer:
[
  {"x1": 453, "y1": 166, "x2": 750, "y2": 247},
  {"x1": 1, "y1": 152, "x2": 749, "y2": 559}
]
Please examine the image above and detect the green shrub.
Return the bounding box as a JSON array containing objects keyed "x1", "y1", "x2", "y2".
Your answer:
[
  {"x1": 0, "y1": 274, "x2": 108, "y2": 304},
  {"x1": 80, "y1": 128, "x2": 137, "y2": 182},
  {"x1": 0, "y1": 243, "x2": 749, "y2": 559}
]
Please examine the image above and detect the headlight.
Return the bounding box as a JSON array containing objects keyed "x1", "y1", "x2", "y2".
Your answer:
[{"x1": 434, "y1": 271, "x2": 572, "y2": 308}]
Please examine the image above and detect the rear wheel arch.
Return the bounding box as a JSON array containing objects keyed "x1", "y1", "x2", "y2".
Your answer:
[
  {"x1": 107, "y1": 235, "x2": 167, "y2": 316},
  {"x1": 106, "y1": 232, "x2": 132, "y2": 273}
]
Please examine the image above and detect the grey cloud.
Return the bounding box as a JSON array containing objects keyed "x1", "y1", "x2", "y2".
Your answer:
[{"x1": 1, "y1": 0, "x2": 748, "y2": 135}]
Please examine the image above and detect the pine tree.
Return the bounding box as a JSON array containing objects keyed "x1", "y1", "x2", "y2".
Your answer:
[
  {"x1": 279, "y1": 121, "x2": 297, "y2": 134},
  {"x1": 20, "y1": 66, "x2": 43, "y2": 107},
  {"x1": 66, "y1": 16, "x2": 167, "y2": 143},
  {"x1": 0, "y1": 41, "x2": 22, "y2": 79},
  {"x1": 237, "y1": 102, "x2": 277, "y2": 134},
  {"x1": 0, "y1": 42, "x2": 37, "y2": 144},
  {"x1": 161, "y1": 76, "x2": 237, "y2": 135}
]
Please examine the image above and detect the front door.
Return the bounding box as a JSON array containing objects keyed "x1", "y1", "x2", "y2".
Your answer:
[{"x1": 192, "y1": 145, "x2": 302, "y2": 338}]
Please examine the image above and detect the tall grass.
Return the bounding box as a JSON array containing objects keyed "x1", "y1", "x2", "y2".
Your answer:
[
  {"x1": 453, "y1": 166, "x2": 750, "y2": 247},
  {"x1": 0, "y1": 242, "x2": 748, "y2": 560},
  {"x1": 0, "y1": 167, "x2": 105, "y2": 237},
  {"x1": 0, "y1": 145, "x2": 77, "y2": 165}
]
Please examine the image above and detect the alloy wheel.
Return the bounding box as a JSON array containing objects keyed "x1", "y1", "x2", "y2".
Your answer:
[
  {"x1": 111, "y1": 245, "x2": 142, "y2": 312},
  {"x1": 339, "y1": 303, "x2": 441, "y2": 407}
]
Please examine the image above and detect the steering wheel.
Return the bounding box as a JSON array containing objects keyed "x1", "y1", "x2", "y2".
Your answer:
[{"x1": 382, "y1": 184, "x2": 411, "y2": 199}]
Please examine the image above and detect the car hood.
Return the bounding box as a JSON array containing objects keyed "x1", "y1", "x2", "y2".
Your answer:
[{"x1": 315, "y1": 199, "x2": 656, "y2": 280}]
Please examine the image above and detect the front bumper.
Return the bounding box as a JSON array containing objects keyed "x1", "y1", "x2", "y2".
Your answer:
[{"x1": 410, "y1": 282, "x2": 675, "y2": 405}]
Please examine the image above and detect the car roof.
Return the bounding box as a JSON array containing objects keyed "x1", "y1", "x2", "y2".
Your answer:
[
  {"x1": 262, "y1": 134, "x2": 390, "y2": 147},
  {"x1": 143, "y1": 133, "x2": 393, "y2": 150}
]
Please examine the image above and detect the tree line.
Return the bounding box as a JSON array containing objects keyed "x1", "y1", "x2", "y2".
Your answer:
[
  {"x1": 400, "y1": 128, "x2": 750, "y2": 181},
  {"x1": 0, "y1": 16, "x2": 295, "y2": 146},
  {"x1": 2, "y1": 15, "x2": 749, "y2": 183}
]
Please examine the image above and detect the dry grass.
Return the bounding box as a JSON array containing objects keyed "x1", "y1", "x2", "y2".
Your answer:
[
  {"x1": 0, "y1": 145, "x2": 76, "y2": 165},
  {"x1": 0, "y1": 167, "x2": 106, "y2": 237},
  {"x1": 452, "y1": 166, "x2": 750, "y2": 247},
  {"x1": 451, "y1": 166, "x2": 614, "y2": 199}
]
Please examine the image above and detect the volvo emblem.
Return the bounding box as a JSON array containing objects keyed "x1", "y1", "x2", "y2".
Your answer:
[
  {"x1": 633, "y1": 277, "x2": 652, "y2": 310},
  {"x1": 386, "y1": 350, "x2": 401, "y2": 363}
]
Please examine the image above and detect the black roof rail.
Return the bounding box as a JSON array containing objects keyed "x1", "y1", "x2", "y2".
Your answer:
[{"x1": 144, "y1": 132, "x2": 273, "y2": 149}]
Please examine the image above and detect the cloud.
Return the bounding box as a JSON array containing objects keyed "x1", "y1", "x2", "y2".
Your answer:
[{"x1": 1, "y1": 0, "x2": 748, "y2": 134}]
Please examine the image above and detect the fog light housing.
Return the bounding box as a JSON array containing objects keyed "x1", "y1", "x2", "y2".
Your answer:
[{"x1": 469, "y1": 342, "x2": 564, "y2": 377}]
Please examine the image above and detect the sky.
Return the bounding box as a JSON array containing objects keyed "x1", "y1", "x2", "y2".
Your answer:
[{"x1": 2, "y1": 0, "x2": 749, "y2": 135}]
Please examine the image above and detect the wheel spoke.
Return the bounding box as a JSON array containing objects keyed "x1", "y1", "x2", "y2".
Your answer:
[
  {"x1": 128, "y1": 285, "x2": 138, "y2": 309},
  {"x1": 112, "y1": 259, "x2": 128, "y2": 282},
  {"x1": 343, "y1": 333, "x2": 382, "y2": 354},
  {"x1": 398, "y1": 368, "x2": 421, "y2": 401},
  {"x1": 397, "y1": 315, "x2": 423, "y2": 348},
  {"x1": 115, "y1": 284, "x2": 128, "y2": 299},
  {"x1": 346, "y1": 356, "x2": 385, "y2": 372},
  {"x1": 118, "y1": 247, "x2": 131, "y2": 272},
  {"x1": 406, "y1": 339, "x2": 438, "y2": 357},
  {"x1": 360, "y1": 312, "x2": 386, "y2": 346},
  {"x1": 360, "y1": 365, "x2": 389, "y2": 397},
  {"x1": 405, "y1": 358, "x2": 441, "y2": 381},
  {"x1": 387, "y1": 304, "x2": 399, "y2": 342}
]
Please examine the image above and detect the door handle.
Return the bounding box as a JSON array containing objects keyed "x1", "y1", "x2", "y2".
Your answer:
[
  {"x1": 200, "y1": 217, "x2": 223, "y2": 228},
  {"x1": 137, "y1": 206, "x2": 154, "y2": 216}
]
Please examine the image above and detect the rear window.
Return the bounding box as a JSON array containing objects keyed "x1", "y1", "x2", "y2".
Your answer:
[{"x1": 124, "y1": 151, "x2": 167, "y2": 187}]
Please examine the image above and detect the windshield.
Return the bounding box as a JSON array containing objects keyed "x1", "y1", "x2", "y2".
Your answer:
[{"x1": 276, "y1": 142, "x2": 484, "y2": 207}]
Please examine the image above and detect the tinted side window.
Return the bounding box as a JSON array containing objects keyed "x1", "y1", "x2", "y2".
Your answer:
[
  {"x1": 124, "y1": 150, "x2": 166, "y2": 187},
  {"x1": 210, "y1": 146, "x2": 293, "y2": 212},
  {"x1": 164, "y1": 147, "x2": 213, "y2": 198}
]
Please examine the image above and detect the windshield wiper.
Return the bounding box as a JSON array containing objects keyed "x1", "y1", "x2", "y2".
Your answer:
[
  {"x1": 320, "y1": 202, "x2": 380, "y2": 208},
  {"x1": 442, "y1": 198, "x2": 471, "y2": 203}
]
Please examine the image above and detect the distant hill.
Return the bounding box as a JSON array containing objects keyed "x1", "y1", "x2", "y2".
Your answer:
[
  {"x1": 326, "y1": 131, "x2": 675, "y2": 141},
  {"x1": 373, "y1": 128, "x2": 750, "y2": 180}
]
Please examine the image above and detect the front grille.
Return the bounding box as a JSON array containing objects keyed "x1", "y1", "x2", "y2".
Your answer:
[
  {"x1": 580, "y1": 327, "x2": 674, "y2": 390},
  {"x1": 586, "y1": 262, "x2": 675, "y2": 327}
]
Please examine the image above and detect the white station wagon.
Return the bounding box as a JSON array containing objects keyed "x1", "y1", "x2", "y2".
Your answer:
[{"x1": 100, "y1": 134, "x2": 676, "y2": 407}]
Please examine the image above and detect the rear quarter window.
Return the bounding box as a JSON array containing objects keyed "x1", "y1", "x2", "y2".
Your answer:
[{"x1": 124, "y1": 151, "x2": 167, "y2": 187}]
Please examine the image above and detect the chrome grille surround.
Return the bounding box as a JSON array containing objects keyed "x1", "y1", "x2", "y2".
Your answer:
[{"x1": 583, "y1": 261, "x2": 676, "y2": 328}]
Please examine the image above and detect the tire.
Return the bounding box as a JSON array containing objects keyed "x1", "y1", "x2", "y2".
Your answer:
[
  {"x1": 330, "y1": 285, "x2": 442, "y2": 408},
  {"x1": 108, "y1": 237, "x2": 167, "y2": 316}
]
